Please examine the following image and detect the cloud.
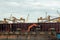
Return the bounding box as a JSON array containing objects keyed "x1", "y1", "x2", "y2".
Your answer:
[
  {"x1": 0, "y1": 0, "x2": 60, "y2": 9},
  {"x1": 0, "y1": 2, "x2": 20, "y2": 7},
  {"x1": 0, "y1": 0, "x2": 60, "y2": 22},
  {"x1": 42, "y1": 1, "x2": 60, "y2": 7},
  {"x1": 7, "y1": 2, "x2": 20, "y2": 6},
  {"x1": 17, "y1": 0, "x2": 60, "y2": 9}
]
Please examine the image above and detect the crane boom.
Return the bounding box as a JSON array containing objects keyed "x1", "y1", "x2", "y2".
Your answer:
[{"x1": 57, "y1": 10, "x2": 60, "y2": 16}]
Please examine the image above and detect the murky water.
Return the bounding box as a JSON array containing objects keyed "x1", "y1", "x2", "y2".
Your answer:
[
  {"x1": 0, "y1": 35, "x2": 49, "y2": 40},
  {"x1": 0, "y1": 32, "x2": 56, "y2": 40}
]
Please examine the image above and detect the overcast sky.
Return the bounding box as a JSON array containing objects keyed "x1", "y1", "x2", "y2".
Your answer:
[{"x1": 0, "y1": 0, "x2": 60, "y2": 22}]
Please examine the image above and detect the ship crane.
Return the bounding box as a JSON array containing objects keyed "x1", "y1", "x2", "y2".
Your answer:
[
  {"x1": 44, "y1": 10, "x2": 60, "y2": 23},
  {"x1": 57, "y1": 10, "x2": 60, "y2": 22},
  {"x1": 37, "y1": 12, "x2": 51, "y2": 23},
  {"x1": 5, "y1": 16, "x2": 17, "y2": 23},
  {"x1": 11, "y1": 17, "x2": 17, "y2": 23},
  {"x1": 57, "y1": 10, "x2": 60, "y2": 16},
  {"x1": 37, "y1": 12, "x2": 47, "y2": 23},
  {"x1": 20, "y1": 17, "x2": 25, "y2": 23},
  {"x1": 37, "y1": 15, "x2": 50, "y2": 23},
  {"x1": 50, "y1": 10, "x2": 60, "y2": 22},
  {"x1": 17, "y1": 17, "x2": 25, "y2": 23},
  {"x1": 37, "y1": 10, "x2": 60, "y2": 23},
  {"x1": 3, "y1": 14, "x2": 17, "y2": 23},
  {"x1": 3, "y1": 18, "x2": 8, "y2": 23},
  {"x1": 5, "y1": 16, "x2": 25, "y2": 23},
  {"x1": 38, "y1": 17, "x2": 43, "y2": 22},
  {"x1": 4, "y1": 14, "x2": 25, "y2": 23},
  {"x1": 37, "y1": 17, "x2": 47, "y2": 23}
]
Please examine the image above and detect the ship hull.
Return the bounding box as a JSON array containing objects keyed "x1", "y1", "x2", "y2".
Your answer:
[{"x1": 0, "y1": 23, "x2": 60, "y2": 32}]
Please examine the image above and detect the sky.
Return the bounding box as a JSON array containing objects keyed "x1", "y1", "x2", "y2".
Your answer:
[{"x1": 0, "y1": 0, "x2": 60, "y2": 22}]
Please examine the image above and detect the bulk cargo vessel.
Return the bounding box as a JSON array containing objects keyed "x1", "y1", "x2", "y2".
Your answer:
[
  {"x1": 0, "y1": 15, "x2": 60, "y2": 32},
  {"x1": 0, "y1": 14, "x2": 60, "y2": 40}
]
